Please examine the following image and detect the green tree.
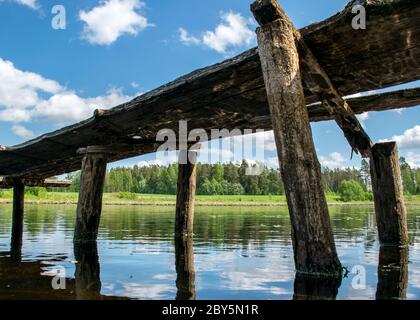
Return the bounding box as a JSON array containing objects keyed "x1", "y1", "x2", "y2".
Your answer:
[{"x1": 338, "y1": 179, "x2": 366, "y2": 202}]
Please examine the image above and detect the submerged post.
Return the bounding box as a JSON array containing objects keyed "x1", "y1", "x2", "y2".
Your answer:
[
  {"x1": 175, "y1": 235, "x2": 196, "y2": 300},
  {"x1": 74, "y1": 241, "x2": 102, "y2": 300},
  {"x1": 175, "y1": 150, "x2": 197, "y2": 237},
  {"x1": 376, "y1": 246, "x2": 408, "y2": 300},
  {"x1": 74, "y1": 152, "x2": 107, "y2": 242},
  {"x1": 251, "y1": 0, "x2": 341, "y2": 276},
  {"x1": 11, "y1": 178, "x2": 24, "y2": 255},
  {"x1": 370, "y1": 142, "x2": 408, "y2": 247}
]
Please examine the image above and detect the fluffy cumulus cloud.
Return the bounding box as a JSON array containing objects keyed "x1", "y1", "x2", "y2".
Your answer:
[
  {"x1": 11, "y1": 125, "x2": 34, "y2": 140},
  {"x1": 80, "y1": 0, "x2": 151, "y2": 45},
  {"x1": 319, "y1": 152, "x2": 346, "y2": 169},
  {"x1": 407, "y1": 152, "x2": 420, "y2": 168},
  {"x1": 179, "y1": 12, "x2": 255, "y2": 54},
  {"x1": 1, "y1": 0, "x2": 39, "y2": 9},
  {"x1": 381, "y1": 125, "x2": 420, "y2": 149},
  {"x1": 0, "y1": 57, "x2": 136, "y2": 139}
]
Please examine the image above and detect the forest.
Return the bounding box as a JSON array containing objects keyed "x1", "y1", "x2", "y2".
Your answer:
[{"x1": 62, "y1": 157, "x2": 420, "y2": 201}]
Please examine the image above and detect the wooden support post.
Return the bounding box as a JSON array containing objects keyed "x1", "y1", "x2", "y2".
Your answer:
[
  {"x1": 175, "y1": 235, "x2": 196, "y2": 300},
  {"x1": 11, "y1": 178, "x2": 24, "y2": 256},
  {"x1": 251, "y1": 0, "x2": 342, "y2": 276},
  {"x1": 376, "y1": 246, "x2": 408, "y2": 300},
  {"x1": 74, "y1": 153, "x2": 107, "y2": 242},
  {"x1": 370, "y1": 142, "x2": 408, "y2": 247},
  {"x1": 175, "y1": 150, "x2": 197, "y2": 237}
]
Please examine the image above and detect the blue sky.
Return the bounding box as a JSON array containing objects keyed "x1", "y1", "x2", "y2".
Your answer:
[{"x1": 0, "y1": 0, "x2": 419, "y2": 171}]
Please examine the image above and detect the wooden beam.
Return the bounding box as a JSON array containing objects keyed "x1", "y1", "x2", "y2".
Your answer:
[
  {"x1": 11, "y1": 178, "x2": 24, "y2": 256},
  {"x1": 310, "y1": 87, "x2": 420, "y2": 122},
  {"x1": 77, "y1": 143, "x2": 160, "y2": 156},
  {"x1": 175, "y1": 150, "x2": 197, "y2": 237},
  {"x1": 0, "y1": 177, "x2": 71, "y2": 189},
  {"x1": 251, "y1": 0, "x2": 342, "y2": 276},
  {"x1": 370, "y1": 142, "x2": 409, "y2": 247},
  {"x1": 74, "y1": 153, "x2": 107, "y2": 242}
]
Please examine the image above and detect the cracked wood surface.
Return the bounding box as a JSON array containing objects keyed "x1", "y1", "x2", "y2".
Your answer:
[{"x1": 0, "y1": 0, "x2": 419, "y2": 178}]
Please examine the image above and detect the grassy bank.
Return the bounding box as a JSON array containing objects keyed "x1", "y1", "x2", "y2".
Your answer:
[{"x1": 1, "y1": 190, "x2": 420, "y2": 206}]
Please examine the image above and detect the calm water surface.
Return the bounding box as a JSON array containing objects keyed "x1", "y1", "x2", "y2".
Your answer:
[{"x1": 0, "y1": 204, "x2": 419, "y2": 300}]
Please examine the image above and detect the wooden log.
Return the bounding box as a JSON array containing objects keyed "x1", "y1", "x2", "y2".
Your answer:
[
  {"x1": 376, "y1": 246, "x2": 408, "y2": 300},
  {"x1": 11, "y1": 178, "x2": 24, "y2": 256},
  {"x1": 175, "y1": 151, "x2": 197, "y2": 237},
  {"x1": 0, "y1": 177, "x2": 71, "y2": 189},
  {"x1": 251, "y1": 0, "x2": 342, "y2": 276},
  {"x1": 370, "y1": 142, "x2": 408, "y2": 246},
  {"x1": 74, "y1": 153, "x2": 107, "y2": 242},
  {"x1": 175, "y1": 235, "x2": 196, "y2": 300}
]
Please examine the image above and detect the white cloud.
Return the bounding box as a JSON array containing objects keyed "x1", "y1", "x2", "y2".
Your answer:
[
  {"x1": 79, "y1": 0, "x2": 151, "y2": 45},
  {"x1": 265, "y1": 157, "x2": 279, "y2": 169},
  {"x1": 381, "y1": 125, "x2": 420, "y2": 149},
  {"x1": 356, "y1": 112, "x2": 369, "y2": 122},
  {"x1": 1, "y1": 0, "x2": 39, "y2": 9},
  {"x1": 0, "y1": 57, "x2": 135, "y2": 128},
  {"x1": 179, "y1": 12, "x2": 255, "y2": 54},
  {"x1": 178, "y1": 27, "x2": 200, "y2": 46},
  {"x1": 0, "y1": 57, "x2": 62, "y2": 109},
  {"x1": 11, "y1": 125, "x2": 34, "y2": 140},
  {"x1": 34, "y1": 88, "x2": 133, "y2": 124},
  {"x1": 406, "y1": 152, "x2": 420, "y2": 168},
  {"x1": 16, "y1": 0, "x2": 37, "y2": 9},
  {"x1": 319, "y1": 152, "x2": 346, "y2": 168}
]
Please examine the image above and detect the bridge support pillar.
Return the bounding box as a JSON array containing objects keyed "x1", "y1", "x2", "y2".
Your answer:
[
  {"x1": 370, "y1": 142, "x2": 408, "y2": 247},
  {"x1": 252, "y1": 0, "x2": 341, "y2": 276},
  {"x1": 74, "y1": 152, "x2": 107, "y2": 242},
  {"x1": 11, "y1": 178, "x2": 24, "y2": 255},
  {"x1": 175, "y1": 150, "x2": 197, "y2": 237}
]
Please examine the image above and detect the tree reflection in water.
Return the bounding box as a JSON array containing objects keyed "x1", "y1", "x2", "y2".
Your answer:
[
  {"x1": 293, "y1": 273, "x2": 342, "y2": 300},
  {"x1": 175, "y1": 235, "x2": 196, "y2": 300},
  {"x1": 74, "y1": 241, "x2": 102, "y2": 300},
  {"x1": 376, "y1": 246, "x2": 408, "y2": 300}
]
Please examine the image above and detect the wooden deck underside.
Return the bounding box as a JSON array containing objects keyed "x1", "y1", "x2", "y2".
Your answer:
[{"x1": 0, "y1": 0, "x2": 419, "y2": 178}]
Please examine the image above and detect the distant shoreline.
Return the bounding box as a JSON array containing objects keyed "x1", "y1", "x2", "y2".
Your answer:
[
  {"x1": 1, "y1": 191, "x2": 420, "y2": 207},
  {"x1": 1, "y1": 200, "x2": 420, "y2": 207}
]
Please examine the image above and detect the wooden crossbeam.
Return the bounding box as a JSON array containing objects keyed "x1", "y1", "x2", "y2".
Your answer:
[
  {"x1": 249, "y1": 87, "x2": 420, "y2": 126},
  {"x1": 0, "y1": 177, "x2": 72, "y2": 188}
]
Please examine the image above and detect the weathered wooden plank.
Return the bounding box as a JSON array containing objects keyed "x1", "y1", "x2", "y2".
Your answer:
[
  {"x1": 0, "y1": 177, "x2": 71, "y2": 188},
  {"x1": 0, "y1": 0, "x2": 419, "y2": 179},
  {"x1": 252, "y1": 0, "x2": 342, "y2": 276}
]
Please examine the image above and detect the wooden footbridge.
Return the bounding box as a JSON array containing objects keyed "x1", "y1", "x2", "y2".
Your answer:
[{"x1": 1, "y1": 0, "x2": 419, "y2": 277}]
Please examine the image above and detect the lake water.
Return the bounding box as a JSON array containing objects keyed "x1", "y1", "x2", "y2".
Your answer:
[{"x1": 0, "y1": 204, "x2": 419, "y2": 300}]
